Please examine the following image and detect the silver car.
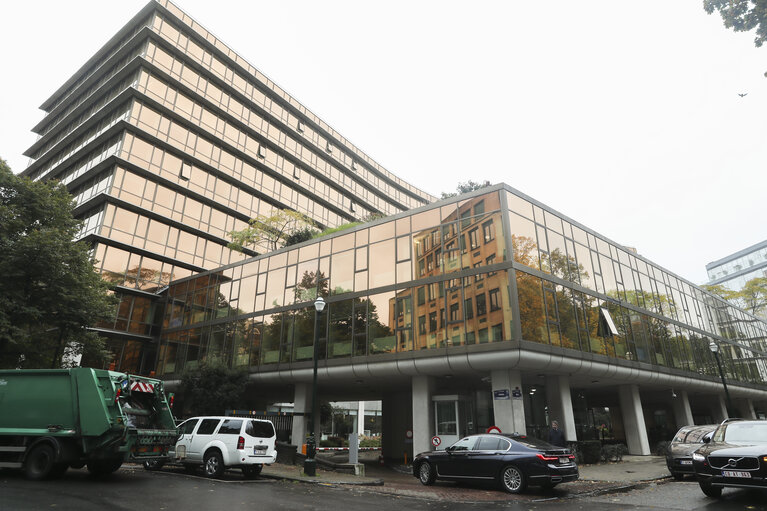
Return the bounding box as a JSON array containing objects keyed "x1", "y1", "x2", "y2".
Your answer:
[{"x1": 666, "y1": 424, "x2": 716, "y2": 480}]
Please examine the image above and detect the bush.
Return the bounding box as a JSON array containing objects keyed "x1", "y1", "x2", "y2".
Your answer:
[
  {"x1": 578, "y1": 440, "x2": 602, "y2": 464},
  {"x1": 360, "y1": 436, "x2": 381, "y2": 448},
  {"x1": 320, "y1": 436, "x2": 347, "y2": 448},
  {"x1": 654, "y1": 440, "x2": 671, "y2": 456},
  {"x1": 601, "y1": 443, "x2": 628, "y2": 462}
]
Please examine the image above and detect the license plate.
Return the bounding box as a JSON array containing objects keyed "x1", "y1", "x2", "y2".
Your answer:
[
  {"x1": 680, "y1": 460, "x2": 692, "y2": 465},
  {"x1": 722, "y1": 470, "x2": 751, "y2": 478},
  {"x1": 254, "y1": 446, "x2": 267, "y2": 454},
  {"x1": 559, "y1": 457, "x2": 569, "y2": 464}
]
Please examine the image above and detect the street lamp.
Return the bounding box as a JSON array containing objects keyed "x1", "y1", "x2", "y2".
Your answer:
[
  {"x1": 709, "y1": 340, "x2": 734, "y2": 417},
  {"x1": 304, "y1": 295, "x2": 326, "y2": 476}
]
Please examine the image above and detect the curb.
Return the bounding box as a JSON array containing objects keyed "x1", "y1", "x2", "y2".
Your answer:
[{"x1": 261, "y1": 472, "x2": 385, "y2": 486}]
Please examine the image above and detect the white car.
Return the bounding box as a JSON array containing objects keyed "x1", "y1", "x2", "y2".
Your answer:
[{"x1": 173, "y1": 416, "x2": 277, "y2": 478}]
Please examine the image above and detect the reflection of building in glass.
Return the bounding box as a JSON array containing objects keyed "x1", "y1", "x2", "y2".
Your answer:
[
  {"x1": 706, "y1": 240, "x2": 767, "y2": 292},
  {"x1": 159, "y1": 185, "x2": 767, "y2": 457},
  {"x1": 21, "y1": 0, "x2": 433, "y2": 373}
]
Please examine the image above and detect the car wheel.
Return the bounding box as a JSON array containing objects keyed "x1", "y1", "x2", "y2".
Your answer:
[
  {"x1": 671, "y1": 472, "x2": 684, "y2": 481},
  {"x1": 418, "y1": 462, "x2": 436, "y2": 486},
  {"x1": 24, "y1": 444, "x2": 56, "y2": 480},
  {"x1": 699, "y1": 482, "x2": 722, "y2": 499},
  {"x1": 143, "y1": 459, "x2": 165, "y2": 471},
  {"x1": 203, "y1": 450, "x2": 224, "y2": 478},
  {"x1": 242, "y1": 465, "x2": 263, "y2": 479},
  {"x1": 500, "y1": 465, "x2": 526, "y2": 494}
]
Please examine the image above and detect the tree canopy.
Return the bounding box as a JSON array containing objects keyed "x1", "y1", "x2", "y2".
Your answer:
[
  {"x1": 179, "y1": 362, "x2": 249, "y2": 416},
  {"x1": 0, "y1": 158, "x2": 116, "y2": 369},
  {"x1": 704, "y1": 0, "x2": 767, "y2": 47},
  {"x1": 704, "y1": 278, "x2": 767, "y2": 317},
  {"x1": 440, "y1": 180, "x2": 492, "y2": 199},
  {"x1": 228, "y1": 209, "x2": 316, "y2": 253}
]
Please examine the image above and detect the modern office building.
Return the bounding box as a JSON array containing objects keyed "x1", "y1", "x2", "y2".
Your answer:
[
  {"x1": 21, "y1": 1, "x2": 767, "y2": 460},
  {"x1": 157, "y1": 185, "x2": 767, "y2": 457},
  {"x1": 706, "y1": 239, "x2": 767, "y2": 292},
  {"x1": 21, "y1": 0, "x2": 433, "y2": 373}
]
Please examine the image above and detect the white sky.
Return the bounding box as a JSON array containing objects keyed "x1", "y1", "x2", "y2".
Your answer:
[{"x1": 1, "y1": 0, "x2": 765, "y2": 286}]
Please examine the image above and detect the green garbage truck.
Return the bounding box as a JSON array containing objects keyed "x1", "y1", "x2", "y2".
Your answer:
[{"x1": 0, "y1": 368, "x2": 178, "y2": 479}]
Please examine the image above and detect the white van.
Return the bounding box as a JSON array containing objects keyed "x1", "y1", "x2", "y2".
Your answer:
[{"x1": 173, "y1": 416, "x2": 277, "y2": 478}]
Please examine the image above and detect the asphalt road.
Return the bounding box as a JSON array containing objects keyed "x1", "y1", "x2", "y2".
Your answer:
[{"x1": 2, "y1": 466, "x2": 767, "y2": 511}]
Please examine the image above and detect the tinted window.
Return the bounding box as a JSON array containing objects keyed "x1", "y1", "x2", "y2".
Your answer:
[
  {"x1": 449, "y1": 437, "x2": 477, "y2": 451},
  {"x1": 179, "y1": 419, "x2": 199, "y2": 435},
  {"x1": 196, "y1": 418, "x2": 220, "y2": 435},
  {"x1": 246, "y1": 420, "x2": 276, "y2": 438},
  {"x1": 477, "y1": 436, "x2": 510, "y2": 451},
  {"x1": 218, "y1": 419, "x2": 243, "y2": 435}
]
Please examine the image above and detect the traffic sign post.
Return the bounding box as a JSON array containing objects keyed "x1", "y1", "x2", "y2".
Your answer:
[{"x1": 431, "y1": 436, "x2": 441, "y2": 448}]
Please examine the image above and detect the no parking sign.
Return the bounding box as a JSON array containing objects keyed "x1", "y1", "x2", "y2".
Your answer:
[{"x1": 431, "y1": 436, "x2": 441, "y2": 448}]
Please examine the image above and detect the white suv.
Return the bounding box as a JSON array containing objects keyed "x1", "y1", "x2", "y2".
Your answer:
[{"x1": 173, "y1": 416, "x2": 277, "y2": 478}]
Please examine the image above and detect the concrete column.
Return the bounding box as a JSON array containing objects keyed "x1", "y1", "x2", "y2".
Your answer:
[
  {"x1": 734, "y1": 398, "x2": 757, "y2": 419},
  {"x1": 291, "y1": 383, "x2": 311, "y2": 447},
  {"x1": 618, "y1": 384, "x2": 650, "y2": 455},
  {"x1": 671, "y1": 390, "x2": 694, "y2": 428},
  {"x1": 710, "y1": 394, "x2": 728, "y2": 423},
  {"x1": 412, "y1": 376, "x2": 435, "y2": 455},
  {"x1": 358, "y1": 401, "x2": 366, "y2": 434},
  {"x1": 545, "y1": 375, "x2": 576, "y2": 442},
  {"x1": 491, "y1": 369, "x2": 526, "y2": 435},
  {"x1": 382, "y1": 391, "x2": 413, "y2": 462}
]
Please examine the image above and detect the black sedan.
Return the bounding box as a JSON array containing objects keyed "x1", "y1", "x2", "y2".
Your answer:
[
  {"x1": 412, "y1": 433, "x2": 577, "y2": 494},
  {"x1": 666, "y1": 424, "x2": 716, "y2": 480},
  {"x1": 692, "y1": 419, "x2": 767, "y2": 498}
]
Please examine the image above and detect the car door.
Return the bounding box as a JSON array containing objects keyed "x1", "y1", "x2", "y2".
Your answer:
[
  {"x1": 468, "y1": 435, "x2": 511, "y2": 478},
  {"x1": 174, "y1": 419, "x2": 199, "y2": 461},
  {"x1": 437, "y1": 436, "x2": 477, "y2": 477},
  {"x1": 188, "y1": 418, "x2": 221, "y2": 462}
]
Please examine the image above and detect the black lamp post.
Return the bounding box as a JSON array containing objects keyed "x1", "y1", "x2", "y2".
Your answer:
[
  {"x1": 709, "y1": 340, "x2": 734, "y2": 417},
  {"x1": 304, "y1": 295, "x2": 325, "y2": 476}
]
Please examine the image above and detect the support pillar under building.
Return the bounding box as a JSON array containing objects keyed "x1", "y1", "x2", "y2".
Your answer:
[
  {"x1": 491, "y1": 369, "x2": 526, "y2": 435},
  {"x1": 618, "y1": 384, "x2": 650, "y2": 455},
  {"x1": 545, "y1": 375, "x2": 576, "y2": 442},
  {"x1": 671, "y1": 390, "x2": 694, "y2": 428},
  {"x1": 291, "y1": 383, "x2": 310, "y2": 447},
  {"x1": 412, "y1": 376, "x2": 435, "y2": 456},
  {"x1": 711, "y1": 395, "x2": 728, "y2": 423},
  {"x1": 734, "y1": 398, "x2": 756, "y2": 419}
]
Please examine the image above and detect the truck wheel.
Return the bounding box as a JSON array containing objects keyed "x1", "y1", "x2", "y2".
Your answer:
[
  {"x1": 87, "y1": 458, "x2": 122, "y2": 476},
  {"x1": 242, "y1": 465, "x2": 262, "y2": 479},
  {"x1": 203, "y1": 450, "x2": 224, "y2": 478},
  {"x1": 24, "y1": 444, "x2": 56, "y2": 480}
]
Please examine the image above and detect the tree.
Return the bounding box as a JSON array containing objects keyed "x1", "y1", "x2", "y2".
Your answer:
[
  {"x1": 702, "y1": 283, "x2": 739, "y2": 302},
  {"x1": 704, "y1": 0, "x2": 767, "y2": 48},
  {"x1": 440, "y1": 180, "x2": 492, "y2": 199},
  {"x1": 737, "y1": 277, "x2": 767, "y2": 316},
  {"x1": 0, "y1": 158, "x2": 116, "y2": 369},
  {"x1": 228, "y1": 209, "x2": 316, "y2": 253},
  {"x1": 179, "y1": 362, "x2": 249, "y2": 416}
]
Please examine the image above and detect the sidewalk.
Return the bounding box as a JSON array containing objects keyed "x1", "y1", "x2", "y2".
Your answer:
[{"x1": 261, "y1": 453, "x2": 672, "y2": 502}]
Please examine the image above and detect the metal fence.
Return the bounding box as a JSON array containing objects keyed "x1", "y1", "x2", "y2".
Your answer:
[{"x1": 225, "y1": 410, "x2": 296, "y2": 442}]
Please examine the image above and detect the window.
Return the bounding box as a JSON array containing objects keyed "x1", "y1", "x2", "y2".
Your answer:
[
  {"x1": 477, "y1": 435, "x2": 509, "y2": 451},
  {"x1": 326, "y1": 142, "x2": 333, "y2": 153},
  {"x1": 218, "y1": 419, "x2": 243, "y2": 434},
  {"x1": 180, "y1": 162, "x2": 192, "y2": 180},
  {"x1": 427, "y1": 254, "x2": 434, "y2": 272},
  {"x1": 350, "y1": 201, "x2": 356, "y2": 213},
  {"x1": 417, "y1": 287, "x2": 426, "y2": 306},
  {"x1": 179, "y1": 419, "x2": 199, "y2": 435},
  {"x1": 429, "y1": 311, "x2": 437, "y2": 332},
  {"x1": 464, "y1": 298, "x2": 474, "y2": 319},
  {"x1": 474, "y1": 262, "x2": 484, "y2": 282},
  {"x1": 474, "y1": 200, "x2": 485, "y2": 217},
  {"x1": 351, "y1": 160, "x2": 358, "y2": 170},
  {"x1": 476, "y1": 293, "x2": 487, "y2": 316},
  {"x1": 478, "y1": 328, "x2": 489, "y2": 343},
  {"x1": 246, "y1": 420, "x2": 275, "y2": 438},
  {"x1": 491, "y1": 323, "x2": 503, "y2": 341},
  {"x1": 469, "y1": 228, "x2": 480, "y2": 250},
  {"x1": 257, "y1": 145, "x2": 266, "y2": 158},
  {"x1": 450, "y1": 436, "x2": 477, "y2": 451},
  {"x1": 486, "y1": 254, "x2": 497, "y2": 275},
  {"x1": 435, "y1": 249, "x2": 442, "y2": 267},
  {"x1": 466, "y1": 331, "x2": 476, "y2": 344},
  {"x1": 461, "y1": 210, "x2": 471, "y2": 229},
  {"x1": 297, "y1": 121, "x2": 305, "y2": 132},
  {"x1": 197, "y1": 418, "x2": 220, "y2": 435},
  {"x1": 418, "y1": 315, "x2": 427, "y2": 335},
  {"x1": 449, "y1": 302, "x2": 460, "y2": 322},
  {"x1": 294, "y1": 166, "x2": 301, "y2": 179},
  {"x1": 482, "y1": 219, "x2": 494, "y2": 243},
  {"x1": 418, "y1": 259, "x2": 425, "y2": 277},
  {"x1": 489, "y1": 288, "x2": 500, "y2": 311}
]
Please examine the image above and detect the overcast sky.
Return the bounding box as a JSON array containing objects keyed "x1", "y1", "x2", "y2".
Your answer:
[{"x1": 1, "y1": 1, "x2": 765, "y2": 286}]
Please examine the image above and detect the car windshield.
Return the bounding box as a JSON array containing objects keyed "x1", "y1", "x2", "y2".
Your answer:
[{"x1": 722, "y1": 423, "x2": 767, "y2": 444}]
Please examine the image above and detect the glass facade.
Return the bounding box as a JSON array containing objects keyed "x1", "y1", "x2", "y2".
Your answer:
[
  {"x1": 156, "y1": 187, "x2": 767, "y2": 389},
  {"x1": 21, "y1": 0, "x2": 434, "y2": 374}
]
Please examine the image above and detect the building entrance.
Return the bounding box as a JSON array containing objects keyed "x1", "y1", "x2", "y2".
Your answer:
[{"x1": 433, "y1": 395, "x2": 474, "y2": 447}]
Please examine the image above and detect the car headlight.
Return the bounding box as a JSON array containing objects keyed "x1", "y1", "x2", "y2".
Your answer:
[{"x1": 692, "y1": 453, "x2": 705, "y2": 462}]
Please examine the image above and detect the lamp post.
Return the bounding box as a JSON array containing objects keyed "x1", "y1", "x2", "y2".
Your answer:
[
  {"x1": 709, "y1": 340, "x2": 734, "y2": 417},
  {"x1": 304, "y1": 295, "x2": 326, "y2": 476}
]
